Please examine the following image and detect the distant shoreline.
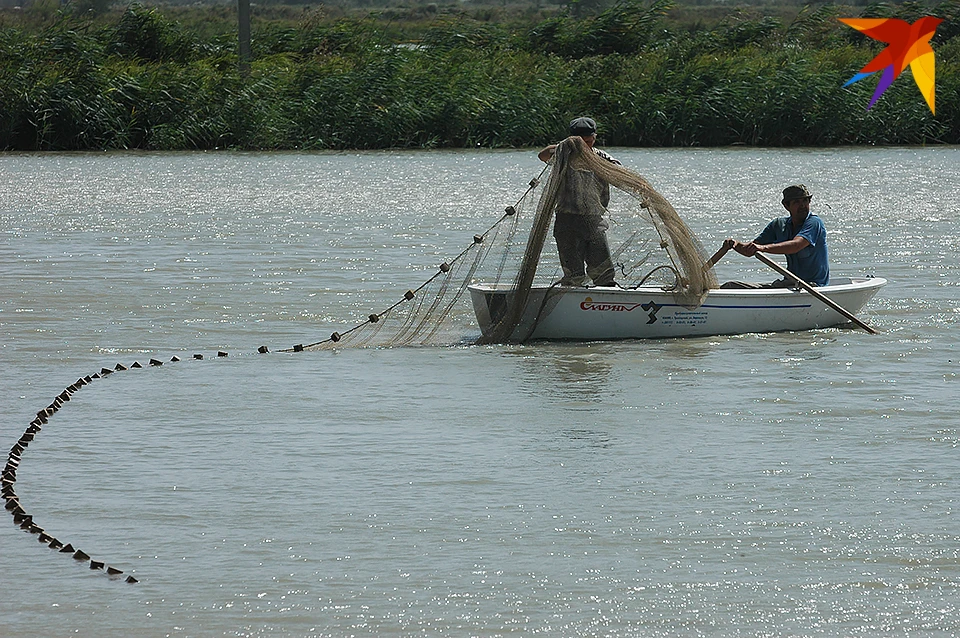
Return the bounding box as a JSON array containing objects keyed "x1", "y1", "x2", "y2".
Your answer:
[{"x1": 2, "y1": 2, "x2": 957, "y2": 151}]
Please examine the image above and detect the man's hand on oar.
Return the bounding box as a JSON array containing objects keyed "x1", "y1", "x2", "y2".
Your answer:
[{"x1": 730, "y1": 239, "x2": 760, "y2": 257}]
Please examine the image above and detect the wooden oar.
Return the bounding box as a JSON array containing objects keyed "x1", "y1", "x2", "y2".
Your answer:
[
  {"x1": 703, "y1": 239, "x2": 735, "y2": 272},
  {"x1": 753, "y1": 252, "x2": 878, "y2": 334}
]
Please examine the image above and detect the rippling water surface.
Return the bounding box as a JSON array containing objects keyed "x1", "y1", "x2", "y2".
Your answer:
[{"x1": 2, "y1": 148, "x2": 958, "y2": 636}]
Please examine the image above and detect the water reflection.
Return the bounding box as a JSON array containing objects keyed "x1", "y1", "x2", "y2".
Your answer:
[
  {"x1": 505, "y1": 344, "x2": 619, "y2": 450},
  {"x1": 505, "y1": 343, "x2": 616, "y2": 407},
  {"x1": 655, "y1": 336, "x2": 720, "y2": 361},
  {"x1": 561, "y1": 427, "x2": 613, "y2": 449}
]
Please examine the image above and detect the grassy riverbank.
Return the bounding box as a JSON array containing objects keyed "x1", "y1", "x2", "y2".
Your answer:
[{"x1": 1, "y1": 0, "x2": 958, "y2": 150}]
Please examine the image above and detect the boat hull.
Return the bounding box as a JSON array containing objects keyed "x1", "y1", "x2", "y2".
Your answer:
[{"x1": 469, "y1": 277, "x2": 886, "y2": 341}]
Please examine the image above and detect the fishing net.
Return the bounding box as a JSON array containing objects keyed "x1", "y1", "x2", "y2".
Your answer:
[
  {"x1": 298, "y1": 177, "x2": 536, "y2": 351},
  {"x1": 477, "y1": 136, "x2": 717, "y2": 344},
  {"x1": 300, "y1": 138, "x2": 716, "y2": 349}
]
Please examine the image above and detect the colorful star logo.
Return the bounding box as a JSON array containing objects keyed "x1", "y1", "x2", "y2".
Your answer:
[{"x1": 839, "y1": 17, "x2": 943, "y2": 114}]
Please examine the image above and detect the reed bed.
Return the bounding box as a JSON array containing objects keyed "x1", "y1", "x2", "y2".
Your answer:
[{"x1": 1, "y1": 1, "x2": 957, "y2": 150}]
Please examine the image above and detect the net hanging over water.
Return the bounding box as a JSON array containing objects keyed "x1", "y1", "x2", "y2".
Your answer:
[{"x1": 300, "y1": 138, "x2": 716, "y2": 350}]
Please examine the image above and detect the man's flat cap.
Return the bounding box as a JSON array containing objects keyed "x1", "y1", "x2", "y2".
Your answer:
[{"x1": 569, "y1": 117, "x2": 597, "y2": 136}]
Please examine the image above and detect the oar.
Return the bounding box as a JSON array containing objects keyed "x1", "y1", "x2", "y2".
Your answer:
[
  {"x1": 753, "y1": 252, "x2": 878, "y2": 334},
  {"x1": 703, "y1": 239, "x2": 735, "y2": 272}
]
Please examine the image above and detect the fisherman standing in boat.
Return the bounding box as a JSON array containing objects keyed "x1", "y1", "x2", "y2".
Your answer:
[
  {"x1": 725, "y1": 184, "x2": 829, "y2": 288},
  {"x1": 538, "y1": 117, "x2": 620, "y2": 288}
]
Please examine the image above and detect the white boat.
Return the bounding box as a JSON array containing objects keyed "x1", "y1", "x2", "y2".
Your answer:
[{"x1": 469, "y1": 276, "x2": 886, "y2": 341}]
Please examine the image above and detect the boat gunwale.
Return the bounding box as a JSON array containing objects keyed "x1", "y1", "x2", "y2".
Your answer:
[{"x1": 468, "y1": 276, "x2": 887, "y2": 298}]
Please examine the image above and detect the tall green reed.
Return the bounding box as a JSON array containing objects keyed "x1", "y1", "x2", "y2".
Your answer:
[{"x1": 0, "y1": 3, "x2": 957, "y2": 151}]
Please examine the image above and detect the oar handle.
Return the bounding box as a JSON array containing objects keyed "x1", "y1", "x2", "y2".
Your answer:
[
  {"x1": 703, "y1": 239, "x2": 735, "y2": 272},
  {"x1": 753, "y1": 252, "x2": 878, "y2": 334}
]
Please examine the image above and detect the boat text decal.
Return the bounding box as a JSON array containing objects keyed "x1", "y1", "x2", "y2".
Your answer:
[
  {"x1": 641, "y1": 301, "x2": 661, "y2": 324},
  {"x1": 579, "y1": 297, "x2": 644, "y2": 313},
  {"x1": 578, "y1": 297, "x2": 661, "y2": 324}
]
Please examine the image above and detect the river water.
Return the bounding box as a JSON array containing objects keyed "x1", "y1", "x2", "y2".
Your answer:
[{"x1": 1, "y1": 147, "x2": 958, "y2": 636}]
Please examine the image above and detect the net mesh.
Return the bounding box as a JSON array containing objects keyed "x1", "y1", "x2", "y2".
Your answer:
[
  {"x1": 301, "y1": 139, "x2": 716, "y2": 349},
  {"x1": 477, "y1": 136, "x2": 716, "y2": 343}
]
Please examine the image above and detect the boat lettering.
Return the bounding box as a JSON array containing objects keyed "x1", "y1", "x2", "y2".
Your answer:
[
  {"x1": 580, "y1": 297, "x2": 644, "y2": 313},
  {"x1": 660, "y1": 310, "x2": 708, "y2": 327}
]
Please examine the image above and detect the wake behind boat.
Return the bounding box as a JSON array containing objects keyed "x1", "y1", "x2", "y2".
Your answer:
[{"x1": 470, "y1": 276, "x2": 886, "y2": 341}]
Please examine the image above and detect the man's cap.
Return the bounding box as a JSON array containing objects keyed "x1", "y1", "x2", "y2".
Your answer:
[
  {"x1": 782, "y1": 184, "x2": 812, "y2": 204},
  {"x1": 569, "y1": 117, "x2": 597, "y2": 137}
]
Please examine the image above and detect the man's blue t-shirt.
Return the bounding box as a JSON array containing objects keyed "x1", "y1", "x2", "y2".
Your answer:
[{"x1": 755, "y1": 213, "x2": 829, "y2": 286}]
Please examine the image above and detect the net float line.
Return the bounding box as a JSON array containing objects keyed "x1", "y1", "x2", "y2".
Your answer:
[
  {"x1": 278, "y1": 169, "x2": 548, "y2": 352},
  {"x1": 4, "y1": 351, "x2": 237, "y2": 584},
  {"x1": 5, "y1": 155, "x2": 719, "y2": 579}
]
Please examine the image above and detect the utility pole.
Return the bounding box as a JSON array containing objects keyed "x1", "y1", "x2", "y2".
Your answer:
[{"x1": 238, "y1": 0, "x2": 251, "y2": 75}]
